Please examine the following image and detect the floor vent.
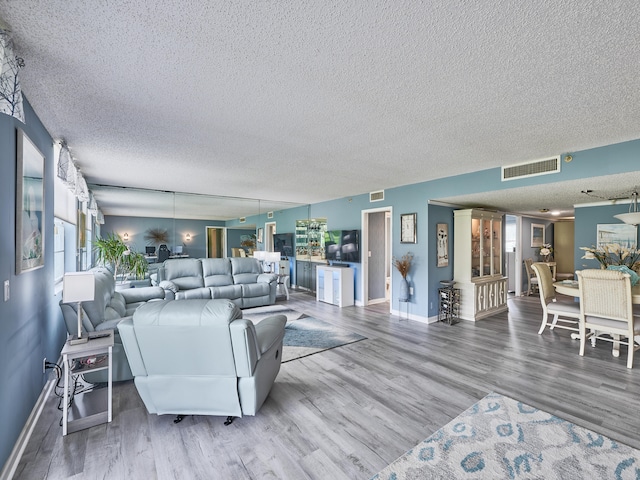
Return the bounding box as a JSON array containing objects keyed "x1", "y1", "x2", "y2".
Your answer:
[
  {"x1": 370, "y1": 190, "x2": 385, "y2": 202},
  {"x1": 501, "y1": 156, "x2": 561, "y2": 181}
]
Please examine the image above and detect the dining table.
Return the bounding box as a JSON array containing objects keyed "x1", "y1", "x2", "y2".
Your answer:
[{"x1": 553, "y1": 279, "x2": 640, "y2": 356}]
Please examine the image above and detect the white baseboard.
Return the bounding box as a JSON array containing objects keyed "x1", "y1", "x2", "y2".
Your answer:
[
  {"x1": 0, "y1": 373, "x2": 56, "y2": 480},
  {"x1": 391, "y1": 307, "x2": 434, "y2": 324}
]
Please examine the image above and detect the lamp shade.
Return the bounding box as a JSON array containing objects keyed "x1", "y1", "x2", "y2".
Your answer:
[
  {"x1": 63, "y1": 272, "x2": 95, "y2": 303},
  {"x1": 265, "y1": 252, "x2": 281, "y2": 263},
  {"x1": 614, "y1": 212, "x2": 640, "y2": 226}
]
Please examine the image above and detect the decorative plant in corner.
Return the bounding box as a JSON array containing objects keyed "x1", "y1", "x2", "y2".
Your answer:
[
  {"x1": 393, "y1": 252, "x2": 414, "y2": 301},
  {"x1": 94, "y1": 233, "x2": 148, "y2": 282}
]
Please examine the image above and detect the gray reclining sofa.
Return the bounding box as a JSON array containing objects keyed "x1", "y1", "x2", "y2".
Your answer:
[{"x1": 155, "y1": 257, "x2": 278, "y2": 308}]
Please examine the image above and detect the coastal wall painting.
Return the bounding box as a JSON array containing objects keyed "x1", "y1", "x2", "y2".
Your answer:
[{"x1": 16, "y1": 128, "x2": 45, "y2": 273}]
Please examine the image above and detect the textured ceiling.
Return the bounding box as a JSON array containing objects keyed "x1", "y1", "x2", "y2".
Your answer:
[{"x1": 1, "y1": 1, "x2": 640, "y2": 218}]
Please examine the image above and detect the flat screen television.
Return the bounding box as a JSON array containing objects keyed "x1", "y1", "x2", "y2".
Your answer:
[
  {"x1": 324, "y1": 229, "x2": 360, "y2": 263},
  {"x1": 340, "y1": 229, "x2": 360, "y2": 262},
  {"x1": 273, "y1": 233, "x2": 294, "y2": 258}
]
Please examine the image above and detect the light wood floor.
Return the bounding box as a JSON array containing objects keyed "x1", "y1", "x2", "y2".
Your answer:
[{"x1": 15, "y1": 292, "x2": 640, "y2": 479}]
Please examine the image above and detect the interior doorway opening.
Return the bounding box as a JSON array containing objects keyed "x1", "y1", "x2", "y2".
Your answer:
[
  {"x1": 206, "y1": 226, "x2": 226, "y2": 258},
  {"x1": 361, "y1": 207, "x2": 392, "y2": 308}
]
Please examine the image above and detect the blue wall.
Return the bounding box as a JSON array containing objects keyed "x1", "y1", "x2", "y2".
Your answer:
[
  {"x1": 575, "y1": 204, "x2": 640, "y2": 271},
  {"x1": 0, "y1": 99, "x2": 67, "y2": 470}
]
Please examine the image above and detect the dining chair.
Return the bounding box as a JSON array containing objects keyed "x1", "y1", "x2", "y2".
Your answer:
[
  {"x1": 524, "y1": 258, "x2": 539, "y2": 296},
  {"x1": 576, "y1": 269, "x2": 640, "y2": 369},
  {"x1": 531, "y1": 262, "x2": 580, "y2": 336}
]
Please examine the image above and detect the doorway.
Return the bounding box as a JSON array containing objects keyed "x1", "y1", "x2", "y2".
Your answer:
[
  {"x1": 265, "y1": 222, "x2": 276, "y2": 251},
  {"x1": 206, "y1": 226, "x2": 226, "y2": 258},
  {"x1": 362, "y1": 207, "x2": 392, "y2": 307}
]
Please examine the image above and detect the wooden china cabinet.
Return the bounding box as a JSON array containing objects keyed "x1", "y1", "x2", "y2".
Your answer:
[{"x1": 453, "y1": 209, "x2": 508, "y2": 321}]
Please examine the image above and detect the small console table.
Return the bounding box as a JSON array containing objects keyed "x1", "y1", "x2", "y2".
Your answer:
[{"x1": 61, "y1": 330, "x2": 114, "y2": 435}]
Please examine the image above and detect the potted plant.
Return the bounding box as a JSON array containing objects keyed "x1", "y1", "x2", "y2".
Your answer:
[
  {"x1": 94, "y1": 233, "x2": 148, "y2": 282},
  {"x1": 393, "y1": 252, "x2": 414, "y2": 301}
]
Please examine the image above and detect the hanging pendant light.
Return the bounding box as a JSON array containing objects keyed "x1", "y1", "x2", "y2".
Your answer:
[{"x1": 614, "y1": 191, "x2": 640, "y2": 225}]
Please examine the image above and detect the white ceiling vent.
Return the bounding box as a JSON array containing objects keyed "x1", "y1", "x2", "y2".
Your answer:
[
  {"x1": 370, "y1": 190, "x2": 385, "y2": 202},
  {"x1": 501, "y1": 156, "x2": 561, "y2": 181}
]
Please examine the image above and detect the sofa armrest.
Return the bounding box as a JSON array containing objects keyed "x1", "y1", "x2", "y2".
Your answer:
[
  {"x1": 159, "y1": 280, "x2": 179, "y2": 293},
  {"x1": 254, "y1": 315, "x2": 286, "y2": 355},
  {"x1": 117, "y1": 318, "x2": 147, "y2": 377},
  {"x1": 120, "y1": 286, "x2": 165, "y2": 304},
  {"x1": 257, "y1": 273, "x2": 277, "y2": 284}
]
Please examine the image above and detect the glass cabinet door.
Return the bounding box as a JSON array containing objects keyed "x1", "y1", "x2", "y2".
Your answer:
[
  {"x1": 471, "y1": 218, "x2": 481, "y2": 278},
  {"x1": 491, "y1": 218, "x2": 502, "y2": 275}
]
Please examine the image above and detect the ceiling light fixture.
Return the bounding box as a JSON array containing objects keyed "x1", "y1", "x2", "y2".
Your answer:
[{"x1": 614, "y1": 190, "x2": 640, "y2": 225}]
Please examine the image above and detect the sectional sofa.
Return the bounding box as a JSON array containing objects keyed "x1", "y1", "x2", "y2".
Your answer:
[{"x1": 155, "y1": 257, "x2": 278, "y2": 308}]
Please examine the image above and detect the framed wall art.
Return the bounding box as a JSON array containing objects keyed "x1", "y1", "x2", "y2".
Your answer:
[
  {"x1": 436, "y1": 223, "x2": 449, "y2": 267},
  {"x1": 15, "y1": 128, "x2": 45, "y2": 273},
  {"x1": 596, "y1": 223, "x2": 637, "y2": 249},
  {"x1": 401, "y1": 213, "x2": 417, "y2": 243},
  {"x1": 531, "y1": 223, "x2": 545, "y2": 248}
]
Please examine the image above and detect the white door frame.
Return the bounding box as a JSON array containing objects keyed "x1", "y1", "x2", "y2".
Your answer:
[
  {"x1": 361, "y1": 206, "x2": 393, "y2": 309},
  {"x1": 265, "y1": 222, "x2": 276, "y2": 251},
  {"x1": 205, "y1": 226, "x2": 227, "y2": 258}
]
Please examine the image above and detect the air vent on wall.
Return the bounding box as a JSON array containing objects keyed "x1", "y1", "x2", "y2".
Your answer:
[
  {"x1": 239, "y1": 217, "x2": 246, "y2": 223},
  {"x1": 501, "y1": 156, "x2": 561, "y2": 181},
  {"x1": 267, "y1": 211, "x2": 274, "y2": 219},
  {"x1": 370, "y1": 190, "x2": 384, "y2": 202}
]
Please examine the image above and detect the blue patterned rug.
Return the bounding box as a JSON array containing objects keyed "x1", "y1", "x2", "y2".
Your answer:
[
  {"x1": 372, "y1": 392, "x2": 640, "y2": 479},
  {"x1": 281, "y1": 316, "x2": 366, "y2": 363}
]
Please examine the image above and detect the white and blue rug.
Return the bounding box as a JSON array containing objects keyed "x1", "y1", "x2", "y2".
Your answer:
[
  {"x1": 373, "y1": 392, "x2": 640, "y2": 479},
  {"x1": 281, "y1": 316, "x2": 366, "y2": 362}
]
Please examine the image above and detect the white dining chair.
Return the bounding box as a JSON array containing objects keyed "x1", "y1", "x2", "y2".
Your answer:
[
  {"x1": 531, "y1": 262, "x2": 580, "y2": 336},
  {"x1": 524, "y1": 258, "x2": 539, "y2": 296},
  {"x1": 577, "y1": 269, "x2": 640, "y2": 369}
]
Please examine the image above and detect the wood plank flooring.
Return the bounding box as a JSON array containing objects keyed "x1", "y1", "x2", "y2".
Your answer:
[{"x1": 14, "y1": 292, "x2": 640, "y2": 479}]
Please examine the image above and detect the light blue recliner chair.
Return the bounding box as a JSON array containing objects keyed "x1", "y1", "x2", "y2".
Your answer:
[{"x1": 118, "y1": 298, "x2": 286, "y2": 423}]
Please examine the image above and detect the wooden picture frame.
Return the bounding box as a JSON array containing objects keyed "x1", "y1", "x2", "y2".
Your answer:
[
  {"x1": 531, "y1": 223, "x2": 545, "y2": 248},
  {"x1": 436, "y1": 223, "x2": 449, "y2": 267},
  {"x1": 15, "y1": 128, "x2": 45, "y2": 274},
  {"x1": 401, "y1": 213, "x2": 417, "y2": 244}
]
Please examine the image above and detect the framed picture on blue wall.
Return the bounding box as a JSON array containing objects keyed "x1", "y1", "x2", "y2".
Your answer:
[
  {"x1": 15, "y1": 128, "x2": 45, "y2": 274},
  {"x1": 401, "y1": 213, "x2": 417, "y2": 243},
  {"x1": 531, "y1": 223, "x2": 544, "y2": 248}
]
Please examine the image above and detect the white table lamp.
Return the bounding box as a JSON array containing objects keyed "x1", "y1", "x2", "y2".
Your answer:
[
  {"x1": 265, "y1": 252, "x2": 281, "y2": 274},
  {"x1": 63, "y1": 272, "x2": 95, "y2": 345}
]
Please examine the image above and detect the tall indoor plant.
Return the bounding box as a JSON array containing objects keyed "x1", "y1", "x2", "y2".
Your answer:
[{"x1": 94, "y1": 233, "x2": 148, "y2": 282}]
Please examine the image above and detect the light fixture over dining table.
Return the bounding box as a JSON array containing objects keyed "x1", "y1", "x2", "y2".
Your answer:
[{"x1": 614, "y1": 190, "x2": 640, "y2": 225}]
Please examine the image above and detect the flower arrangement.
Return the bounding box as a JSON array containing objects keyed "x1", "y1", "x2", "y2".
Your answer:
[
  {"x1": 393, "y1": 252, "x2": 414, "y2": 279},
  {"x1": 580, "y1": 244, "x2": 640, "y2": 272},
  {"x1": 538, "y1": 243, "x2": 553, "y2": 261}
]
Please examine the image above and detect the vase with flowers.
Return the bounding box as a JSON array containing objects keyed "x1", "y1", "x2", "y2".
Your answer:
[
  {"x1": 538, "y1": 243, "x2": 553, "y2": 262},
  {"x1": 580, "y1": 244, "x2": 640, "y2": 272},
  {"x1": 393, "y1": 252, "x2": 414, "y2": 301}
]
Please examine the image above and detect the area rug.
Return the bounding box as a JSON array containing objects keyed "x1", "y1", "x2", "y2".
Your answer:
[
  {"x1": 242, "y1": 304, "x2": 306, "y2": 323},
  {"x1": 372, "y1": 392, "x2": 640, "y2": 479},
  {"x1": 281, "y1": 316, "x2": 366, "y2": 363}
]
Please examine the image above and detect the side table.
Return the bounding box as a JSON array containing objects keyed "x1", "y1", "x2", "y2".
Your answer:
[
  {"x1": 61, "y1": 330, "x2": 114, "y2": 435},
  {"x1": 277, "y1": 274, "x2": 290, "y2": 300}
]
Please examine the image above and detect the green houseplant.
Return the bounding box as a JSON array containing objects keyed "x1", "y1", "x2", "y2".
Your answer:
[{"x1": 94, "y1": 233, "x2": 148, "y2": 282}]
